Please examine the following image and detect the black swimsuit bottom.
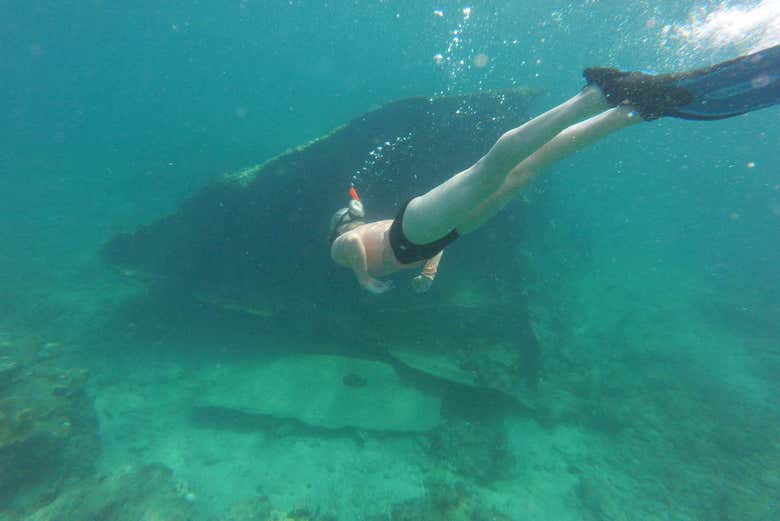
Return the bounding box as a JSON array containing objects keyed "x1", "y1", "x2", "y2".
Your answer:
[{"x1": 388, "y1": 199, "x2": 459, "y2": 264}]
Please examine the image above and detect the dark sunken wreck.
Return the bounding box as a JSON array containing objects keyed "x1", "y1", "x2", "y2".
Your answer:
[{"x1": 103, "y1": 88, "x2": 542, "y2": 390}]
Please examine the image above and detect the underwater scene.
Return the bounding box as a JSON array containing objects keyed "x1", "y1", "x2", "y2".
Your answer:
[{"x1": 1, "y1": 1, "x2": 779, "y2": 520}]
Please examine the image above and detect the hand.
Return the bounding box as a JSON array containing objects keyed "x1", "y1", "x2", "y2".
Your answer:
[
  {"x1": 364, "y1": 278, "x2": 394, "y2": 295},
  {"x1": 411, "y1": 275, "x2": 433, "y2": 294}
]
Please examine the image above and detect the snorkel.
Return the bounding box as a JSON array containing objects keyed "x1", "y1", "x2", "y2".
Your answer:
[
  {"x1": 328, "y1": 186, "x2": 366, "y2": 243},
  {"x1": 347, "y1": 186, "x2": 365, "y2": 219}
]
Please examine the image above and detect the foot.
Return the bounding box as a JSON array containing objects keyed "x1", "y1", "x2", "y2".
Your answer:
[{"x1": 583, "y1": 68, "x2": 693, "y2": 120}]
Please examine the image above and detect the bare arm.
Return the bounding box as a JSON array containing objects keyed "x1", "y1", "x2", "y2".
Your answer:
[
  {"x1": 412, "y1": 251, "x2": 443, "y2": 293},
  {"x1": 421, "y1": 251, "x2": 443, "y2": 280},
  {"x1": 334, "y1": 235, "x2": 393, "y2": 294}
]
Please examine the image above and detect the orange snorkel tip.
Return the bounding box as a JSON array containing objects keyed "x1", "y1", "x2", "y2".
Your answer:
[{"x1": 349, "y1": 186, "x2": 360, "y2": 201}]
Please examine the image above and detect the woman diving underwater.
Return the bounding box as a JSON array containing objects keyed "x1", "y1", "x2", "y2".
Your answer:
[{"x1": 329, "y1": 45, "x2": 780, "y2": 294}]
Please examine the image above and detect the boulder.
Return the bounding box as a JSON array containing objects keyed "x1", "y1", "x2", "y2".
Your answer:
[{"x1": 198, "y1": 354, "x2": 441, "y2": 432}]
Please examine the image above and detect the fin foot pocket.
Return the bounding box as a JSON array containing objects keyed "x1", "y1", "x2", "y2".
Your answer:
[
  {"x1": 584, "y1": 68, "x2": 693, "y2": 120},
  {"x1": 584, "y1": 44, "x2": 780, "y2": 121}
]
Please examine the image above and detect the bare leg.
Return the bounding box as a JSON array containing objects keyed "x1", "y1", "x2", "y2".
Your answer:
[
  {"x1": 458, "y1": 105, "x2": 641, "y2": 234},
  {"x1": 402, "y1": 86, "x2": 610, "y2": 244}
]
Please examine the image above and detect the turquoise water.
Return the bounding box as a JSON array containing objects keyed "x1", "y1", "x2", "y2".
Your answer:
[{"x1": 1, "y1": 2, "x2": 778, "y2": 520}]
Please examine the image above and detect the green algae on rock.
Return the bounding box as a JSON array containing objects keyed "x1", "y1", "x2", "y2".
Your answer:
[
  {"x1": 21, "y1": 464, "x2": 196, "y2": 521},
  {"x1": 0, "y1": 359, "x2": 99, "y2": 509}
]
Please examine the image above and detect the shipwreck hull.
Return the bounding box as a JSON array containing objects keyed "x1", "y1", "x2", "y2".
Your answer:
[
  {"x1": 105, "y1": 89, "x2": 541, "y2": 305},
  {"x1": 103, "y1": 89, "x2": 542, "y2": 388}
]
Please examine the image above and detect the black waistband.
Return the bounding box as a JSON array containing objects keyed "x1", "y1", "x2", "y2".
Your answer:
[{"x1": 388, "y1": 199, "x2": 459, "y2": 264}]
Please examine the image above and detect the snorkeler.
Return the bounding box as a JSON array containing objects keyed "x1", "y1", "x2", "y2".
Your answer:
[{"x1": 330, "y1": 45, "x2": 780, "y2": 294}]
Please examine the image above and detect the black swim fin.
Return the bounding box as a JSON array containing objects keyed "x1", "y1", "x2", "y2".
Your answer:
[{"x1": 584, "y1": 44, "x2": 780, "y2": 121}]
